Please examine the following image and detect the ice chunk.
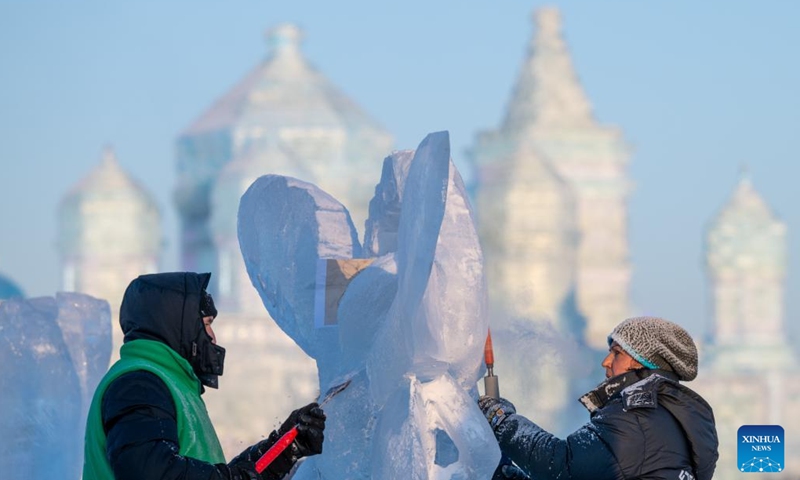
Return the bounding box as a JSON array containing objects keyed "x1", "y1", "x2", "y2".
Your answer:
[
  {"x1": 337, "y1": 254, "x2": 398, "y2": 374},
  {"x1": 55, "y1": 292, "x2": 112, "y2": 416},
  {"x1": 363, "y1": 150, "x2": 415, "y2": 257},
  {"x1": 0, "y1": 297, "x2": 81, "y2": 478},
  {"x1": 55, "y1": 292, "x2": 113, "y2": 470},
  {"x1": 294, "y1": 369, "x2": 377, "y2": 480},
  {"x1": 371, "y1": 374, "x2": 498, "y2": 480},
  {"x1": 0, "y1": 293, "x2": 111, "y2": 479}
]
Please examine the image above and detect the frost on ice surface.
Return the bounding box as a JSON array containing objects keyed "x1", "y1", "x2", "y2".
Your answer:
[
  {"x1": 0, "y1": 293, "x2": 111, "y2": 479},
  {"x1": 55, "y1": 292, "x2": 113, "y2": 419},
  {"x1": 237, "y1": 131, "x2": 499, "y2": 479}
]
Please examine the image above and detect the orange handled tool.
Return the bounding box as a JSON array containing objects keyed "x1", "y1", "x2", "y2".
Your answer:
[
  {"x1": 255, "y1": 378, "x2": 351, "y2": 474},
  {"x1": 483, "y1": 329, "x2": 500, "y2": 398},
  {"x1": 484, "y1": 328, "x2": 495, "y2": 368}
]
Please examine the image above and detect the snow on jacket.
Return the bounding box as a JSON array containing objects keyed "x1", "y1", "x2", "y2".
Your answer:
[{"x1": 495, "y1": 369, "x2": 719, "y2": 480}]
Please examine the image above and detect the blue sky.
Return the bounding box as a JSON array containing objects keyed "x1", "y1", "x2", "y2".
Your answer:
[{"x1": 1, "y1": 1, "x2": 798, "y2": 341}]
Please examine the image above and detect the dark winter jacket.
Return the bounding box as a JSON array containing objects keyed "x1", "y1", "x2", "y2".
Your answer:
[
  {"x1": 495, "y1": 369, "x2": 719, "y2": 480},
  {"x1": 83, "y1": 272, "x2": 290, "y2": 480},
  {"x1": 84, "y1": 340, "x2": 228, "y2": 479}
]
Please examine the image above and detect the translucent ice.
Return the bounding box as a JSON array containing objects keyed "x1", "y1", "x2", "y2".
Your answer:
[
  {"x1": 238, "y1": 131, "x2": 499, "y2": 479},
  {"x1": 363, "y1": 149, "x2": 414, "y2": 257},
  {"x1": 55, "y1": 292, "x2": 113, "y2": 470},
  {"x1": 237, "y1": 174, "x2": 362, "y2": 386},
  {"x1": 366, "y1": 133, "x2": 496, "y2": 479},
  {"x1": 0, "y1": 293, "x2": 111, "y2": 479}
]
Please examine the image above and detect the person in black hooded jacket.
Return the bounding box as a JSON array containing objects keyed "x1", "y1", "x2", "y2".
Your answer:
[
  {"x1": 83, "y1": 272, "x2": 325, "y2": 480},
  {"x1": 479, "y1": 316, "x2": 719, "y2": 480}
]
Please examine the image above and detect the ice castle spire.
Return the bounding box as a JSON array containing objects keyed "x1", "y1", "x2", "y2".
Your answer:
[
  {"x1": 692, "y1": 171, "x2": 797, "y2": 480},
  {"x1": 471, "y1": 6, "x2": 631, "y2": 353},
  {"x1": 478, "y1": 147, "x2": 578, "y2": 326},
  {"x1": 266, "y1": 24, "x2": 303, "y2": 58},
  {"x1": 58, "y1": 146, "x2": 162, "y2": 314},
  {"x1": 705, "y1": 171, "x2": 791, "y2": 370},
  {"x1": 503, "y1": 7, "x2": 594, "y2": 131}
]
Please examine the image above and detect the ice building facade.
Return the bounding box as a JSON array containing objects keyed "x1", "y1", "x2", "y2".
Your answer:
[
  {"x1": 57, "y1": 147, "x2": 161, "y2": 356},
  {"x1": 470, "y1": 7, "x2": 631, "y2": 433},
  {"x1": 58, "y1": 147, "x2": 162, "y2": 311},
  {"x1": 175, "y1": 23, "x2": 393, "y2": 300},
  {"x1": 211, "y1": 143, "x2": 294, "y2": 314},
  {"x1": 694, "y1": 175, "x2": 799, "y2": 479},
  {"x1": 471, "y1": 8, "x2": 631, "y2": 350}
]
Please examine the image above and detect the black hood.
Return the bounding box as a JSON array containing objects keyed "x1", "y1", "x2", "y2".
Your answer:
[
  {"x1": 656, "y1": 379, "x2": 719, "y2": 480},
  {"x1": 119, "y1": 272, "x2": 225, "y2": 388}
]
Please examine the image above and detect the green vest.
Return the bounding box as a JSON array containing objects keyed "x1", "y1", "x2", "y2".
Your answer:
[{"x1": 83, "y1": 339, "x2": 225, "y2": 479}]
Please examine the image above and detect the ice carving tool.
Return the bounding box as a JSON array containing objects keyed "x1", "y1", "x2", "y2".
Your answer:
[
  {"x1": 255, "y1": 378, "x2": 352, "y2": 473},
  {"x1": 483, "y1": 329, "x2": 500, "y2": 399}
]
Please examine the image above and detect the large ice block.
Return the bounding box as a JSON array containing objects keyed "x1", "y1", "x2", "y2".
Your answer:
[
  {"x1": 237, "y1": 132, "x2": 499, "y2": 479},
  {"x1": 0, "y1": 297, "x2": 82, "y2": 478}
]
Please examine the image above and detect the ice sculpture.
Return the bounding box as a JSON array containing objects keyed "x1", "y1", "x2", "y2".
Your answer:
[
  {"x1": 0, "y1": 293, "x2": 111, "y2": 479},
  {"x1": 238, "y1": 131, "x2": 500, "y2": 479}
]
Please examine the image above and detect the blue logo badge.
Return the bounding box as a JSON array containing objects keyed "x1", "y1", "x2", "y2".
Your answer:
[{"x1": 738, "y1": 425, "x2": 784, "y2": 473}]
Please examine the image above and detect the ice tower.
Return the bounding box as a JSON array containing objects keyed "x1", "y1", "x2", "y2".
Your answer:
[
  {"x1": 175, "y1": 23, "x2": 393, "y2": 296},
  {"x1": 471, "y1": 7, "x2": 631, "y2": 349},
  {"x1": 705, "y1": 173, "x2": 791, "y2": 368},
  {"x1": 477, "y1": 147, "x2": 578, "y2": 325},
  {"x1": 695, "y1": 173, "x2": 799, "y2": 479},
  {"x1": 57, "y1": 147, "x2": 162, "y2": 314}
]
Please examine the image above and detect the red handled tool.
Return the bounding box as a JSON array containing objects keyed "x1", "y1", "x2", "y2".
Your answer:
[
  {"x1": 255, "y1": 428, "x2": 298, "y2": 473},
  {"x1": 255, "y1": 378, "x2": 352, "y2": 473}
]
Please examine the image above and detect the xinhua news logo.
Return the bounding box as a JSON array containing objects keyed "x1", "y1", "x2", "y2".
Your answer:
[{"x1": 738, "y1": 425, "x2": 784, "y2": 473}]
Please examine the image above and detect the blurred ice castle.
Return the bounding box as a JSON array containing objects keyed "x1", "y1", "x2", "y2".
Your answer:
[{"x1": 28, "y1": 6, "x2": 797, "y2": 479}]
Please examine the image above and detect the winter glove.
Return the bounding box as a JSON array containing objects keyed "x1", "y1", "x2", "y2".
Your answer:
[
  {"x1": 478, "y1": 395, "x2": 516, "y2": 431},
  {"x1": 224, "y1": 431, "x2": 295, "y2": 480},
  {"x1": 279, "y1": 402, "x2": 327, "y2": 458},
  {"x1": 495, "y1": 464, "x2": 531, "y2": 480}
]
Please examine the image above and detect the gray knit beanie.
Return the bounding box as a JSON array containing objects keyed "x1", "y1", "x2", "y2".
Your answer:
[{"x1": 608, "y1": 316, "x2": 698, "y2": 381}]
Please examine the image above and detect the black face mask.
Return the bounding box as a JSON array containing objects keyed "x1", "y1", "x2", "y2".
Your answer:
[{"x1": 190, "y1": 325, "x2": 226, "y2": 389}]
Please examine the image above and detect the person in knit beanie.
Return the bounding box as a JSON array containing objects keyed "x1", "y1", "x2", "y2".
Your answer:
[
  {"x1": 607, "y1": 316, "x2": 698, "y2": 381},
  {"x1": 479, "y1": 316, "x2": 718, "y2": 480}
]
